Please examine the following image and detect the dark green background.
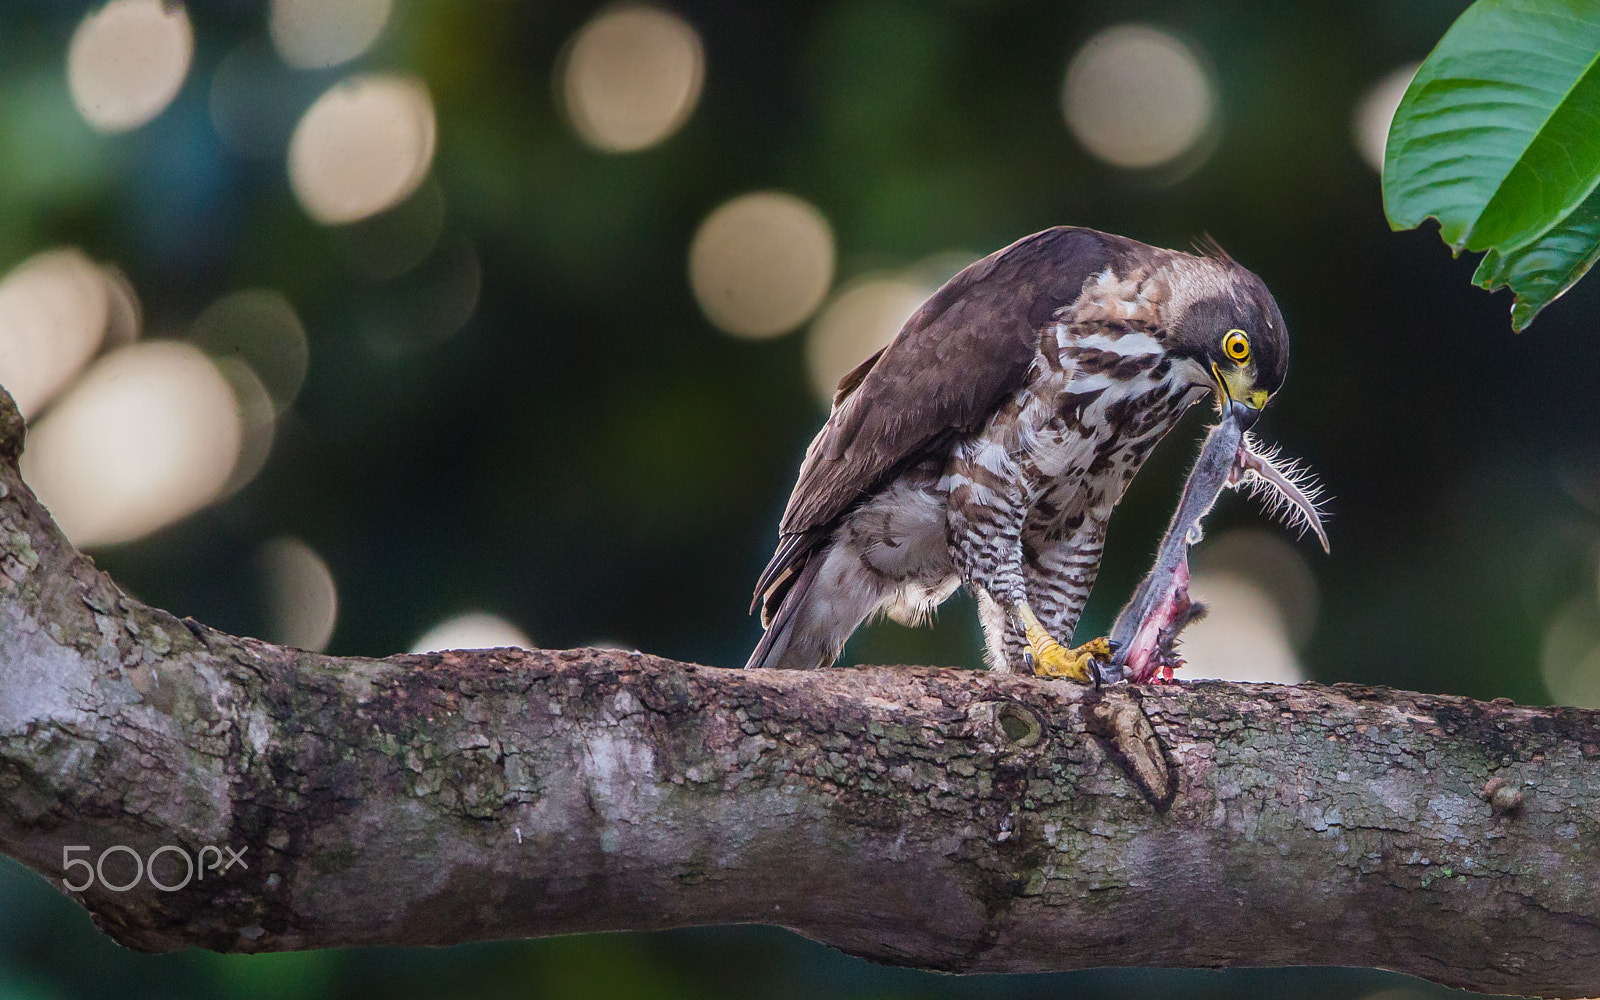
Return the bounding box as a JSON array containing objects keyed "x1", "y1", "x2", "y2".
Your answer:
[{"x1": 1, "y1": 0, "x2": 1585, "y2": 997}]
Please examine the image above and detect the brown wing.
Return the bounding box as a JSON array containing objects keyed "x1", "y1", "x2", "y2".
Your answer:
[
  {"x1": 751, "y1": 226, "x2": 1126, "y2": 614},
  {"x1": 784, "y1": 226, "x2": 1124, "y2": 533}
]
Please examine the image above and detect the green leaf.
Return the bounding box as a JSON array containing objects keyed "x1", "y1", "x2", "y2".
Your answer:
[
  {"x1": 1473, "y1": 182, "x2": 1600, "y2": 328},
  {"x1": 1383, "y1": 0, "x2": 1600, "y2": 327}
]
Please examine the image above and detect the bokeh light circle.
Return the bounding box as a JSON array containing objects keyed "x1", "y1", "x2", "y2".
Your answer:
[
  {"x1": 359, "y1": 238, "x2": 482, "y2": 357},
  {"x1": 411, "y1": 612, "x2": 533, "y2": 653},
  {"x1": 21, "y1": 342, "x2": 242, "y2": 548},
  {"x1": 0, "y1": 249, "x2": 119, "y2": 419},
  {"x1": 1353, "y1": 62, "x2": 1420, "y2": 174},
  {"x1": 1193, "y1": 528, "x2": 1320, "y2": 648},
  {"x1": 1062, "y1": 24, "x2": 1215, "y2": 170},
  {"x1": 805, "y1": 277, "x2": 928, "y2": 407},
  {"x1": 1179, "y1": 572, "x2": 1304, "y2": 684},
  {"x1": 68, "y1": 0, "x2": 194, "y2": 133},
  {"x1": 190, "y1": 289, "x2": 309, "y2": 413},
  {"x1": 214, "y1": 357, "x2": 276, "y2": 498},
  {"x1": 259, "y1": 537, "x2": 339, "y2": 652},
  {"x1": 100, "y1": 265, "x2": 141, "y2": 349},
  {"x1": 288, "y1": 73, "x2": 437, "y2": 225},
  {"x1": 270, "y1": 0, "x2": 393, "y2": 70},
  {"x1": 689, "y1": 192, "x2": 835, "y2": 339},
  {"x1": 560, "y1": 5, "x2": 705, "y2": 153},
  {"x1": 1179, "y1": 528, "x2": 1322, "y2": 683},
  {"x1": 1541, "y1": 598, "x2": 1600, "y2": 708}
]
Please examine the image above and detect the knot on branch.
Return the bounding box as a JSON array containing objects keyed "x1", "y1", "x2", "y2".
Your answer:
[
  {"x1": 0, "y1": 384, "x2": 22, "y2": 466},
  {"x1": 1481, "y1": 776, "x2": 1525, "y2": 815}
]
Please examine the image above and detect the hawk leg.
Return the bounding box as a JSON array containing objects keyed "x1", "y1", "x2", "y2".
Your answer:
[
  {"x1": 956, "y1": 522, "x2": 1111, "y2": 682},
  {"x1": 945, "y1": 427, "x2": 1118, "y2": 682},
  {"x1": 1018, "y1": 512, "x2": 1111, "y2": 682},
  {"x1": 944, "y1": 446, "x2": 1033, "y2": 672},
  {"x1": 1015, "y1": 602, "x2": 1113, "y2": 681}
]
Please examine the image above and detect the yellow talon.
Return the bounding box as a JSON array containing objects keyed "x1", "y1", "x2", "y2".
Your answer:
[
  {"x1": 1016, "y1": 602, "x2": 1111, "y2": 682},
  {"x1": 1030, "y1": 637, "x2": 1112, "y2": 681}
]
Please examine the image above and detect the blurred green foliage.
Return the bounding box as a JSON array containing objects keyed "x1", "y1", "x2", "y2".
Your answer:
[{"x1": 0, "y1": 0, "x2": 1593, "y2": 997}]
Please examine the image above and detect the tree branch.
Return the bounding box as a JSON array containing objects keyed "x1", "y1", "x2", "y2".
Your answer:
[{"x1": 0, "y1": 384, "x2": 1595, "y2": 998}]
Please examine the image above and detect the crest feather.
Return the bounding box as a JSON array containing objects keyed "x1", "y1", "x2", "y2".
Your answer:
[{"x1": 1191, "y1": 232, "x2": 1234, "y2": 262}]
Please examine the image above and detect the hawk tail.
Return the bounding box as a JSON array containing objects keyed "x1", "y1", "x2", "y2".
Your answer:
[
  {"x1": 749, "y1": 531, "x2": 819, "y2": 620},
  {"x1": 745, "y1": 549, "x2": 828, "y2": 670},
  {"x1": 748, "y1": 529, "x2": 902, "y2": 670}
]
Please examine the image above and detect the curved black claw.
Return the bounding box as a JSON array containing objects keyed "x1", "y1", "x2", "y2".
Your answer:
[{"x1": 1091, "y1": 655, "x2": 1125, "y2": 688}]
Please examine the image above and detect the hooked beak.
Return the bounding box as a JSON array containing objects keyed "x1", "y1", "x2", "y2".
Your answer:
[
  {"x1": 1212, "y1": 361, "x2": 1269, "y2": 430},
  {"x1": 1227, "y1": 398, "x2": 1260, "y2": 430}
]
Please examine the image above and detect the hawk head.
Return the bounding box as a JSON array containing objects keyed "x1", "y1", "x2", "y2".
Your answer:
[{"x1": 1164, "y1": 257, "x2": 1289, "y2": 429}]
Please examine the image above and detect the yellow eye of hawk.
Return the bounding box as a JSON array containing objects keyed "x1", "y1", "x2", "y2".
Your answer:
[{"x1": 1222, "y1": 329, "x2": 1251, "y2": 363}]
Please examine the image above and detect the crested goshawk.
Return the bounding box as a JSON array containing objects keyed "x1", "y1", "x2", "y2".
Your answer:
[{"x1": 746, "y1": 226, "x2": 1290, "y2": 680}]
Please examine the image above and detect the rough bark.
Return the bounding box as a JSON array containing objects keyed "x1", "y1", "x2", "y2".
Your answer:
[{"x1": 0, "y1": 385, "x2": 1597, "y2": 998}]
